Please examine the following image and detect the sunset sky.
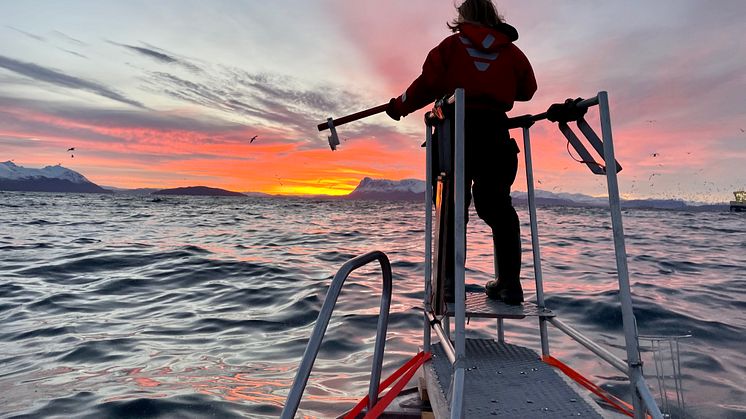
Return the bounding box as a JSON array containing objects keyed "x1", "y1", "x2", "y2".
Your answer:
[{"x1": 1, "y1": 1, "x2": 744, "y2": 201}]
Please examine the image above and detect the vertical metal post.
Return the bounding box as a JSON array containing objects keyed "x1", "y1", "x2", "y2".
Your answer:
[
  {"x1": 494, "y1": 244, "x2": 505, "y2": 342},
  {"x1": 522, "y1": 126, "x2": 550, "y2": 356},
  {"x1": 424, "y1": 123, "x2": 433, "y2": 352},
  {"x1": 598, "y1": 91, "x2": 649, "y2": 418},
  {"x1": 450, "y1": 88, "x2": 466, "y2": 419}
]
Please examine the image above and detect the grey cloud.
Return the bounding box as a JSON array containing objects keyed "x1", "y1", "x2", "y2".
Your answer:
[
  {"x1": 6, "y1": 26, "x2": 45, "y2": 42},
  {"x1": 0, "y1": 95, "x2": 246, "y2": 134},
  {"x1": 0, "y1": 55, "x2": 145, "y2": 108},
  {"x1": 143, "y1": 67, "x2": 373, "y2": 149},
  {"x1": 6, "y1": 27, "x2": 87, "y2": 59},
  {"x1": 121, "y1": 43, "x2": 177, "y2": 63},
  {"x1": 59, "y1": 48, "x2": 88, "y2": 59},
  {"x1": 52, "y1": 30, "x2": 87, "y2": 46},
  {"x1": 113, "y1": 41, "x2": 202, "y2": 72}
]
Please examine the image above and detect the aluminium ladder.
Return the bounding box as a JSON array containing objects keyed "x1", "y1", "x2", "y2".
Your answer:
[{"x1": 420, "y1": 90, "x2": 662, "y2": 418}]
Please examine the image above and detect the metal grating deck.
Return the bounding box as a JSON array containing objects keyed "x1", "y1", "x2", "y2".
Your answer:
[
  {"x1": 424, "y1": 339, "x2": 606, "y2": 418},
  {"x1": 445, "y1": 291, "x2": 555, "y2": 319}
]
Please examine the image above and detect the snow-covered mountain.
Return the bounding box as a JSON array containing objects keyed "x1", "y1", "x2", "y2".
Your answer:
[
  {"x1": 0, "y1": 161, "x2": 90, "y2": 183},
  {"x1": 346, "y1": 177, "x2": 426, "y2": 200},
  {"x1": 0, "y1": 161, "x2": 110, "y2": 193}
]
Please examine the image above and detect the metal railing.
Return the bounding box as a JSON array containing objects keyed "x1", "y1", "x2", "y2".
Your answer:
[
  {"x1": 281, "y1": 251, "x2": 393, "y2": 419},
  {"x1": 639, "y1": 334, "x2": 690, "y2": 417},
  {"x1": 422, "y1": 89, "x2": 467, "y2": 418},
  {"x1": 423, "y1": 90, "x2": 665, "y2": 419}
]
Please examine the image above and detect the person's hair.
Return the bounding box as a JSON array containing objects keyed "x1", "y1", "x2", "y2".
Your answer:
[{"x1": 447, "y1": 0, "x2": 503, "y2": 32}]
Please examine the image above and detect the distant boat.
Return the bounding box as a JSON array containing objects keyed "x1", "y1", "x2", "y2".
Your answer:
[{"x1": 730, "y1": 190, "x2": 745, "y2": 212}]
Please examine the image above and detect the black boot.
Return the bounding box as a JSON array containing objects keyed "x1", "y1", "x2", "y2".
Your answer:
[{"x1": 485, "y1": 278, "x2": 523, "y2": 305}]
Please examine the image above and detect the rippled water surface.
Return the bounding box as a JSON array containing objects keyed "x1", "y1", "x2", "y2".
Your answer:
[{"x1": 1, "y1": 191, "x2": 744, "y2": 418}]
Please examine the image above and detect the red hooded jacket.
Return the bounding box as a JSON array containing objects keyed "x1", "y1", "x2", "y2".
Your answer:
[{"x1": 392, "y1": 22, "x2": 536, "y2": 117}]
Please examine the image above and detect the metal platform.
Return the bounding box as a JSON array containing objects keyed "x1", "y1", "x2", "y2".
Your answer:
[
  {"x1": 423, "y1": 339, "x2": 606, "y2": 418},
  {"x1": 445, "y1": 291, "x2": 555, "y2": 319}
]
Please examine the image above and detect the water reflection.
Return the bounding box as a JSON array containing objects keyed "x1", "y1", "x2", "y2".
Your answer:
[{"x1": 0, "y1": 193, "x2": 744, "y2": 417}]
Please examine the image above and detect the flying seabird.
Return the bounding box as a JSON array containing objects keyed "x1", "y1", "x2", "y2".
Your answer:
[
  {"x1": 67, "y1": 147, "x2": 75, "y2": 151},
  {"x1": 250, "y1": 135, "x2": 258, "y2": 143}
]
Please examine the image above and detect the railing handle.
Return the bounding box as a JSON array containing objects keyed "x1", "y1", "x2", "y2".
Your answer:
[{"x1": 281, "y1": 251, "x2": 393, "y2": 419}]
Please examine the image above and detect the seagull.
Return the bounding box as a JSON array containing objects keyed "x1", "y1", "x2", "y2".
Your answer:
[
  {"x1": 250, "y1": 135, "x2": 258, "y2": 143},
  {"x1": 67, "y1": 147, "x2": 75, "y2": 151},
  {"x1": 70, "y1": 154, "x2": 74, "y2": 158},
  {"x1": 651, "y1": 152, "x2": 659, "y2": 157}
]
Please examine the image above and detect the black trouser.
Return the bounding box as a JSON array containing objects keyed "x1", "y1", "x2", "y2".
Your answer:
[{"x1": 433, "y1": 108, "x2": 521, "y2": 292}]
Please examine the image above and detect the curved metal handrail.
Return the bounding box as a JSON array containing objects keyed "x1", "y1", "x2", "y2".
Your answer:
[{"x1": 281, "y1": 250, "x2": 393, "y2": 419}]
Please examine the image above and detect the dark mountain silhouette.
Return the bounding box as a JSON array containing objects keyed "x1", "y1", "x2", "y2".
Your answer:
[{"x1": 152, "y1": 186, "x2": 245, "y2": 197}]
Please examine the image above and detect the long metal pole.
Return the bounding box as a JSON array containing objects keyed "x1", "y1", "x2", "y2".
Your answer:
[
  {"x1": 522, "y1": 126, "x2": 550, "y2": 356},
  {"x1": 451, "y1": 88, "x2": 466, "y2": 419},
  {"x1": 424, "y1": 123, "x2": 433, "y2": 352},
  {"x1": 494, "y1": 238, "x2": 504, "y2": 342},
  {"x1": 427, "y1": 312, "x2": 456, "y2": 364},
  {"x1": 636, "y1": 381, "x2": 664, "y2": 419},
  {"x1": 598, "y1": 91, "x2": 651, "y2": 418},
  {"x1": 316, "y1": 103, "x2": 388, "y2": 131},
  {"x1": 548, "y1": 318, "x2": 628, "y2": 373}
]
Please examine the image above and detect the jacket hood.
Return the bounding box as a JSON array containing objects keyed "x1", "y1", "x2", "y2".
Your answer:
[{"x1": 459, "y1": 22, "x2": 518, "y2": 52}]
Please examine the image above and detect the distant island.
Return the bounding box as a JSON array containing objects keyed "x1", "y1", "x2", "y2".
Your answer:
[
  {"x1": 2, "y1": 162, "x2": 733, "y2": 211},
  {"x1": 152, "y1": 186, "x2": 245, "y2": 197},
  {"x1": 341, "y1": 178, "x2": 730, "y2": 212}
]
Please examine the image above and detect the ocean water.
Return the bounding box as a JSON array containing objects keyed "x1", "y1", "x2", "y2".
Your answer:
[{"x1": 0, "y1": 191, "x2": 744, "y2": 419}]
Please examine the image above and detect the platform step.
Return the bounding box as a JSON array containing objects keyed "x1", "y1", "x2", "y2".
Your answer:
[
  {"x1": 444, "y1": 291, "x2": 555, "y2": 319},
  {"x1": 423, "y1": 339, "x2": 605, "y2": 418}
]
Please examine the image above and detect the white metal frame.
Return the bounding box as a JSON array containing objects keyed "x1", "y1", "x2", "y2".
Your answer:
[{"x1": 423, "y1": 90, "x2": 664, "y2": 419}]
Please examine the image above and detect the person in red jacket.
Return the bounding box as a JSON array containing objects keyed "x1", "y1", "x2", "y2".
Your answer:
[{"x1": 386, "y1": 0, "x2": 537, "y2": 305}]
